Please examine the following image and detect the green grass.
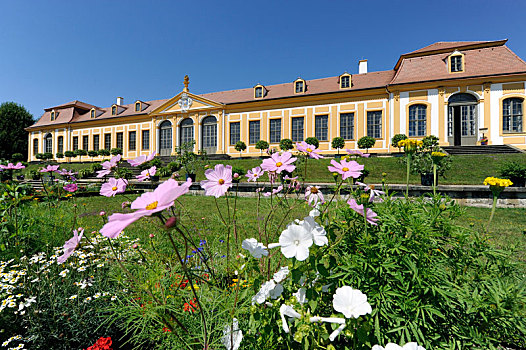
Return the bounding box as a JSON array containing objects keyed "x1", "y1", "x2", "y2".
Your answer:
[{"x1": 22, "y1": 153, "x2": 525, "y2": 185}]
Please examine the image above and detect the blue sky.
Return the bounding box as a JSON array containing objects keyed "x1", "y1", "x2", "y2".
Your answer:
[{"x1": 1, "y1": 0, "x2": 526, "y2": 119}]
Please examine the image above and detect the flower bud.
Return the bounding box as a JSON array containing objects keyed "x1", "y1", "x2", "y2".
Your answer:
[
  {"x1": 165, "y1": 216, "x2": 177, "y2": 228},
  {"x1": 233, "y1": 173, "x2": 239, "y2": 179},
  {"x1": 99, "y1": 211, "x2": 106, "y2": 216},
  {"x1": 149, "y1": 233, "x2": 154, "y2": 238},
  {"x1": 132, "y1": 243, "x2": 138, "y2": 249}
]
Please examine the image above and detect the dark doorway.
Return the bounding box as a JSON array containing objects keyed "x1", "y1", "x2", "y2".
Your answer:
[{"x1": 448, "y1": 93, "x2": 478, "y2": 146}]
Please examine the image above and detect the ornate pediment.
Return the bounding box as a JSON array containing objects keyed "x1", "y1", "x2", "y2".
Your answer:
[{"x1": 150, "y1": 91, "x2": 224, "y2": 115}]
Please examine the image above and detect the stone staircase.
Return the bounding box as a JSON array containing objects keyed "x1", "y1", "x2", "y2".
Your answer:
[{"x1": 442, "y1": 145, "x2": 524, "y2": 155}]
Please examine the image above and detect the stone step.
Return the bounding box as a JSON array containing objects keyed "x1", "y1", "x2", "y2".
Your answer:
[{"x1": 442, "y1": 145, "x2": 523, "y2": 155}]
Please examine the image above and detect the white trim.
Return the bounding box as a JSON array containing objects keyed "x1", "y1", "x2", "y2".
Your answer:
[{"x1": 429, "y1": 89, "x2": 439, "y2": 137}]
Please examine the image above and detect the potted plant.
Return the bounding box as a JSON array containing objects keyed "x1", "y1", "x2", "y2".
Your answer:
[
  {"x1": 409, "y1": 136, "x2": 451, "y2": 186},
  {"x1": 177, "y1": 140, "x2": 205, "y2": 182},
  {"x1": 499, "y1": 161, "x2": 526, "y2": 187}
]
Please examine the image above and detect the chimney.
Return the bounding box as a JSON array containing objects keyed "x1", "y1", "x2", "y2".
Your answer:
[
  {"x1": 116, "y1": 97, "x2": 124, "y2": 106},
  {"x1": 359, "y1": 59, "x2": 368, "y2": 74}
]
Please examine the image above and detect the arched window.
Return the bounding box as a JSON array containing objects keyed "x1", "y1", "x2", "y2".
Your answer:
[
  {"x1": 408, "y1": 104, "x2": 427, "y2": 137},
  {"x1": 44, "y1": 133, "x2": 53, "y2": 153},
  {"x1": 254, "y1": 86, "x2": 264, "y2": 98},
  {"x1": 201, "y1": 116, "x2": 217, "y2": 153},
  {"x1": 57, "y1": 136, "x2": 64, "y2": 154},
  {"x1": 503, "y1": 98, "x2": 523, "y2": 133},
  {"x1": 111, "y1": 106, "x2": 117, "y2": 115},
  {"x1": 159, "y1": 120, "x2": 173, "y2": 156},
  {"x1": 180, "y1": 118, "x2": 194, "y2": 146}
]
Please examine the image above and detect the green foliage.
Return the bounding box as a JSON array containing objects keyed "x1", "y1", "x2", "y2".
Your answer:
[
  {"x1": 280, "y1": 138, "x2": 294, "y2": 151},
  {"x1": 88, "y1": 150, "x2": 99, "y2": 158},
  {"x1": 357, "y1": 136, "x2": 376, "y2": 152},
  {"x1": 391, "y1": 134, "x2": 408, "y2": 149},
  {"x1": 97, "y1": 149, "x2": 110, "y2": 157},
  {"x1": 331, "y1": 137, "x2": 345, "y2": 153},
  {"x1": 35, "y1": 153, "x2": 44, "y2": 160},
  {"x1": 110, "y1": 148, "x2": 122, "y2": 156},
  {"x1": 167, "y1": 161, "x2": 181, "y2": 173},
  {"x1": 150, "y1": 157, "x2": 163, "y2": 168},
  {"x1": 235, "y1": 141, "x2": 247, "y2": 153},
  {"x1": 42, "y1": 152, "x2": 53, "y2": 160},
  {"x1": 421, "y1": 135, "x2": 439, "y2": 150},
  {"x1": 64, "y1": 151, "x2": 76, "y2": 159},
  {"x1": 0, "y1": 102, "x2": 34, "y2": 159},
  {"x1": 176, "y1": 141, "x2": 207, "y2": 175},
  {"x1": 56, "y1": 152, "x2": 64, "y2": 159},
  {"x1": 78, "y1": 168, "x2": 93, "y2": 179},
  {"x1": 231, "y1": 165, "x2": 245, "y2": 179},
  {"x1": 29, "y1": 170, "x2": 41, "y2": 180},
  {"x1": 305, "y1": 137, "x2": 319, "y2": 148},
  {"x1": 11, "y1": 153, "x2": 24, "y2": 162},
  {"x1": 157, "y1": 166, "x2": 171, "y2": 177},
  {"x1": 114, "y1": 167, "x2": 132, "y2": 180},
  {"x1": 499, "y1": 161, "x2": 526, "y2": 180},
  {"x1": 91, "y1": 163, "x2": 103, "y2": 172},
  {"x1": 255, "y1": 140, "x2": 269, "y2": 155}
]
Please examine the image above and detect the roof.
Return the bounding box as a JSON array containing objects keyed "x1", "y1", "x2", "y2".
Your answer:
[
  {"x1": 390, "y1": 44, "x2": 526, "y2": 85},
  {"x1": 199, "y1": 70, "x2": 395, "y2": 104},
  {"x1": 44, "y1": 100, "x2": 97, "y2": 111}
]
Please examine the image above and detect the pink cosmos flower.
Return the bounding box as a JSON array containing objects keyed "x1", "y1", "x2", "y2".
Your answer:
[
  {"x1": 200, "y1": 164, "x2": 232, "y2": 198},
  {"x1": 347, "y1": 198, "x2": 378, "y2": 225},
  {"x1": 345, "y1": 149, "x2": 370, "y2": 158},
  {"x1": 63, "y1": 183, "x2": 78, "y2": 192},
  {"x1": 0, "y1": 162, "x2": 25, "y2": 170},
  {"x1": 356, "y1": 182, "x2": 385, "y2": 202},
  {"x1": 246, "y1": 166, "x2": 264, "y2": 182},
  {"x1": 127, "y1": 151, "x2": 157, "y2": 167},
  {"x1": 100, "y1": 179, "x2": 192, "y2": 238},
  {"x1": 261, "y1": 152, "x2": 296, "y2": 173},
  {"x1": 136, "y1": 166, "x2": 157, "y2": 182},
  {"x1": 57, "y1": 228, "x2": 84, "y2": 264},
  {"x1": 328, "y1": 159, "x2": 363, "y2": 180},
  {"x1": 57, "y1": 169, "x2": 78, "y2": 177},
  {"x1": 39, "y1": 165, "x2": 60, "y2": 173},
  {"x1": 100, "y1": 177, "x2": 127, "y2": 197},
  {"x1": 264, "y1": 185, "x2": 283, "y2": 197},
  {"x1": 96, "y1": 154, "x2": 121, "y2": 178},
  {"x1": 296, "y1": 141, "x2": 324, "y2": 159},
  {"x1": 305, "y1": 186, "x2": 325, "y2": 206}
]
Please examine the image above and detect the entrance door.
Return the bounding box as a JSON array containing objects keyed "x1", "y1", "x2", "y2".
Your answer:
[
  {"x1": 447, "y1": 93, "x2": 478, "y2": 146},
  {"x1": 159, "y1": 120, "x2": 172, "y2": 156},
  {"x1": 201, "y1": 116, "x2": 217, "y2": 154}
]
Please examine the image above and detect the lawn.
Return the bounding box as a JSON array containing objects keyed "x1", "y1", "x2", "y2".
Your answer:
[{"x1": 22, "y1": 153, "x2": 525, "y2": 185}]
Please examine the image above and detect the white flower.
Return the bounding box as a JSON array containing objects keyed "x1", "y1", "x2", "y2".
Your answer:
[
  {"x1": 222, "y1": 318, "x2": 243, "y2": 350},
  {"x1": 332, "y1": 286, "x2": 372, "y2": 318},
  {"x1": 293, "y1": 287, "x2": 307, "y2": 304},
  {"x1": 59, "y1": 269, "x2": 69, "y2": 277},
  {"x1": 241, "y1": 238, "x2": 268, "y2": 259},
  {"x1": 300, "y1": 216, "x2": 328, "y2": 247},
  {"x1": 111, "y1": 296, "x2": 117, "y2": 301},
  {"x1": 69, "y1": 295, "x2": 78, "y2": 300},
  {"x1": 279, "y1": 304, "x2": 301, "y2": 333},
  {"x1": 329, "y1": 323, "x2": 346, "y2": 342},
  {"x1": 372, "y1": 343, "x2": 425, "y2": 350},
  {"x1": 77, "y1": 266, "x2": 86, "y2": 272},
  {"x1": 309, "y1": 207, "x2": 321, "y2": 217},
  {"x1": 402, "y1": 343, "x2": 426, "y2": 350},
  {"x1": 279, "y1": 224, "x2": 313, "y2": 261},
  {"x1": 269, "y1": 284, "x2": 283, "y2": 299},
  {"x1": 252, "y1": 280, "x2": 276, "y2": 304},
  {"x1": 272, "y1": 267, "x2": 289, "y2": 283}
]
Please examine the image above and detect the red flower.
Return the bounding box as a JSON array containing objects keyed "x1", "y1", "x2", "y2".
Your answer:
[
  {"x1": 163, "y1": 327, "x2": 172, "y2": 333},
  {"x1": 85, "y1": 336, "x2": 113, "y2": 350}
]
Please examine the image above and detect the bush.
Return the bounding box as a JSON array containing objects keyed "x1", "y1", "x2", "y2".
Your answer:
[
  {"x1": 43, "y1": 152, "x2": 53, "y2": 160},
  {"x1": 110, "y1": 148, "x2": 122, "y2": 156},
  {"x1": 88, "y1": 150, "x2": 99, "y2": 158},
  {"x1": 391, "y1": 134, "x2": 408, "y2": 150},
  {"x1": 98, "y1": 149, "x2": 110, "y2": 157},
  {"x1": 91, "y1": 163, "x2": 103, "y2": 172},
  {"x1": 157, "y1": 166, "x2": 171, "y2": 177},
  {"x1": 114, "y1": 167, "x2": 132, "y2": 180},
  {"x1": 55, "y1": 152, "x2": 64, "y2": 159},
  {"x1": 255, "y1": 140, "x2": 269, "y2": 155},
  {"x1": 35, "y1": 153, "x2": 44, "y2": 160},
  {"x1": 331, "y1": 137, "x2": 345, "y2": 154},
  {"x1": 149, "y1": 157, "x2": 163, "y2": 168},
  {"x1": 499, "y1": 161, "x2": 526, "y2": 185},
  {"x1": 421, "y1": 135, "x2": 439, "y2": 150},
  {"x1": 234, "y1": 141, "x2": 246, "y2": 156},
  {"x1": 357, "y1": 136, "x2": 376, "y2": 152},
  {"x1": 167, "y1": 161, "x2": 181, "y2": 173},
  {"x1": 305, "y1": 137, "x2": 319, "y2": 148},
  {"x1": 279, "y1": 138, "x2": 293, "y2": 151},
  {"x1": 11, "y1": 153, "x2": 24, "y2": 162},
  {"x1": 78, "y1": 168, "x2": 93, "y2": 179},
  {"x1": 64, "y1": 151, "x2": 76, "y2": 159},
  {"x1": 29, "y1": 170, "x2": 41, "y2": 180},
  {"x1": 231, "y1": 165, "x2": 245, "y2": 180}
]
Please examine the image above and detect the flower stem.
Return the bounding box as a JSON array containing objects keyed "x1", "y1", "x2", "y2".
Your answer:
[
  {"x1": 433, "y1": 163, "x2": 437, "y2": 196},
  {"x1": 406, "y1": 153, "x2": 411, "y2": 198},
  {"x1": 487, "y1": 194, "x2": 498, "y2": 230}
]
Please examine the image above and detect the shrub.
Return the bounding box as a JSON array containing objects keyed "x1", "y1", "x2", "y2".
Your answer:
[
  {"x1": 110, "y1": 148, "x2": 122, "y2": 156},
  {"x1": 74, "y1": 149, "x2": 87, "y2": 161},
  {"x1": 231, "y1": 165, "x2": 245, "y2": 181},
  {"x1": 391, "y1": 133, "x2": 408, "y2": 150},
  {"x1": 29, "y1": 170, "x2": 41, "y2": 180},
  {"x1": 331, "y1": 137, "x2": 345, "y2": 154},
  {"x1": 279, "y1": 138, "x2": 293, "y2": 151},
  {"x1": 234, "y1": 141, "x2": 246, "y2": 157},
  {"x1": 98, "y1": 149, "x2": 110, "y2": 157},
  {"x1": 157, "y1": 166, "x2": 171, "y2": 177},
  {"x1": 167, "y1": 161, "x2": 181, "y2": 172},
  {"x1": 11, "y1": 153, "x2": 24, "y2": 162},
  {"x1": 114, "y1": 167, "x2": 133, "y2": 180},
  {"x1": 35, "y1": 153, "x2": 44, "y2": 160},
  {"x1": 305, "y1": 137, "x2": 319, "y2": 148},
  {"x1": 78, "y1": 168, "x2": 93, "y2": 179},
  {"x1": 357, "y1": 136, "x2": 376, "y2": 153},
  {"x1": 499, "y1": 161, "x2": 526, "y2": 186},
  {"x1": 91, "y1": 163, "x2": 103, "y2": 172},
  {"x1": 43, "y1": 152, "x2": 53, "y2": 160},
  {"x1": 64, "y1": 151, "x2": 76, "y2": 160},
  {"x1": 55, "y1": 152, "x2": 64, "y2": 159},
  {"x1": 421, "y1": 135, "x2": 440, "y2": 150},
  {"x1": 88, "y1": 150, "x2": 99, "y2": 159},
  {"x1": 149, "y1": 157, "x2": 163, "y2": 168},
  {"x1": 255, "y1": 140, "x2": 269, "y2": 156}
]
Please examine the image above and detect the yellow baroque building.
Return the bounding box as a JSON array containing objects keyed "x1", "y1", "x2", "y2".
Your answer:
[{"x1": 26, "y1": 40, "x2": 526, "y2": 161}]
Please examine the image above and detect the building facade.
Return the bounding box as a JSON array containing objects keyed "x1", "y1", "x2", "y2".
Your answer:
[{"x1": 26, "y1": 40, "x2": 526, "y2": 161}]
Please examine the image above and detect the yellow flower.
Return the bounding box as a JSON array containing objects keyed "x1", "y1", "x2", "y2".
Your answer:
[
  {"x1": 483, "y1": 177, "x2": 513, "y2": 188},
  {"x1": 431, "y1": 152, "x2": 447, "y2": 157}
]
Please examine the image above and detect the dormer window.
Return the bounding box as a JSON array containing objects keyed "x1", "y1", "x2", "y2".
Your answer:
[
  {"x1": 339, "y1": 73, "x2": 351, "y2": 89},
  {"x1": 111, "y1": 106, "x2": 117, "y2": 115},
  {"x1": 90, "y1": 109, "x2": 96, "y2": 118},
  {"x1": 295, "y1": 79, "x2": 305, "y2": 93},
  {"x1": 449, "y1": 51, "x2": 464, "y2": 73},
  {"x1": 135, "y1": 102, "x2": 141, "y2": 112},
  {"x1": 50, "y1": 110, "x2": 56, "y2": 121},
  {"x1": 254, "y1": 84, "x2": 264, "y2": 99}
]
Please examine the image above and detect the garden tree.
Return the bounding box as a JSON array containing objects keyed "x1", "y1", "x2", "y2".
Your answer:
[
  {"x1": 110, "y1": 148, "x2": 122, "y2": 156},
  {"x1": 305, "y1": 137, "x2": 319, "y2": 148},
  {"x1": 234, "y1": 141, "x2": 246, "y2": 157},
  {"x1": 43, "y1": 152, "x2": 53, "y2": 162},
  {"x1": 11, "y1": 153, "x2": 24, "y2": 162},
  {"x1": 64, "y1": 151, "x2": 76, "y2": 162},
  {"x1": 255, "y1": 140, "x2": 269, "y2": 156},
  {"x1": 98, "y1": 149, "x2": 110, "y2": 160},
  {"x1": 88, "y1": 150, "x2": 99, "y2": 160},
  {"x1": 56, "y1": 152, "x2": 64, "y2": 159},
  {"x1": 35, "y1": 153, "x2": 44, "y2": 161},
  {"x1": 75, "y1": 149, "x2": 88, "y2": 162},
  {"x1": 279, "y1": 138, "x2": 293, "y2": 151},
  {"x1": 331, "y1": 137, "x2": 345, "y2": 155},
  {"x1": 391, "y1": 134, "x2": 408, "y2": 152},
  {"x1": 0, "y1": 102, "x2": 34, "y2": 160},
  {"x1": 357, "y1": 136, "x2": 376, "y2": 153}
]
